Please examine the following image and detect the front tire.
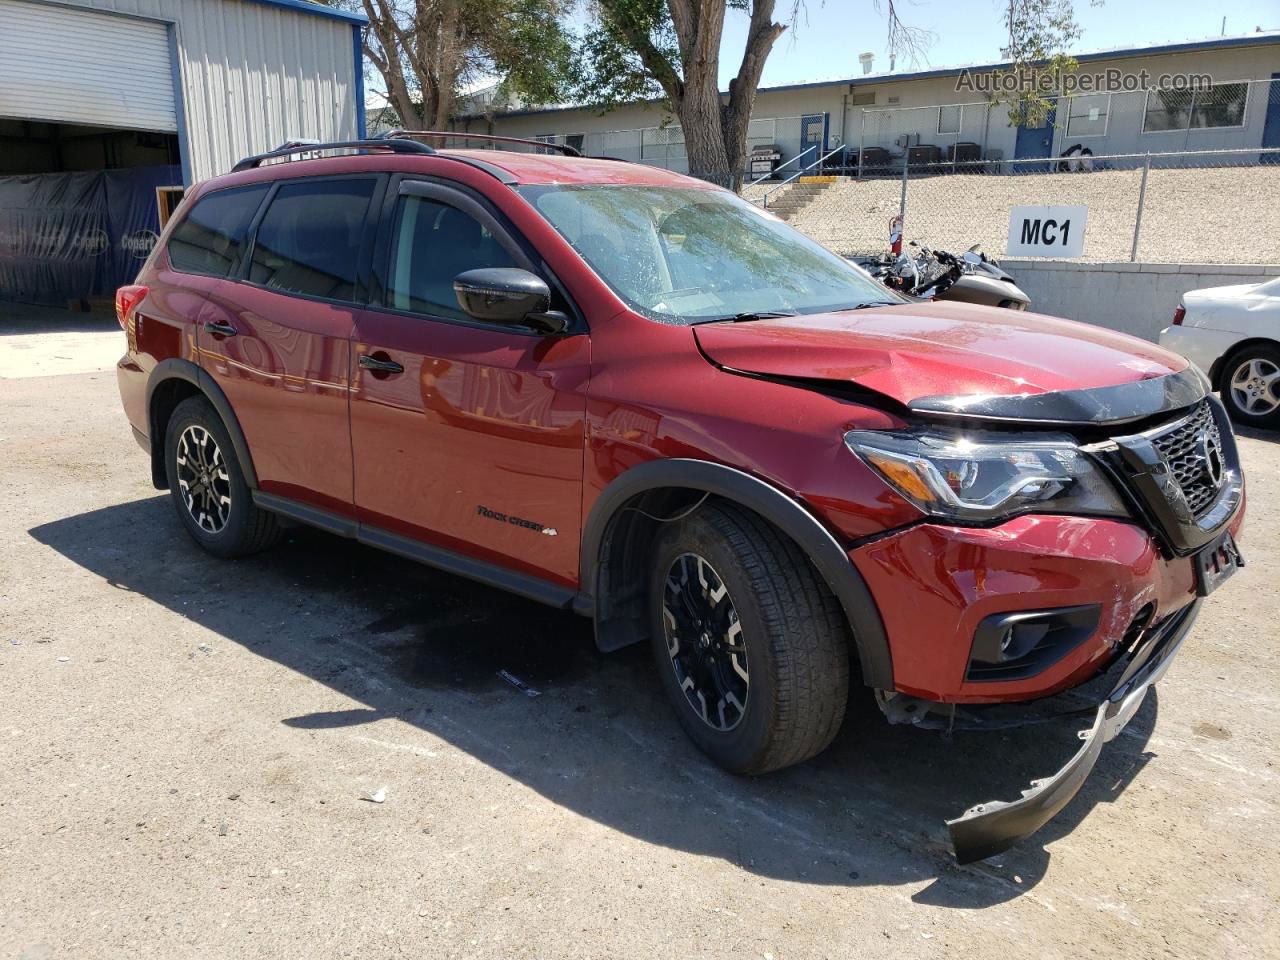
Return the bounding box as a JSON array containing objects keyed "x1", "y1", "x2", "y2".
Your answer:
[
  {"x1": 1221, "y1": 344, "x2": 1280, "y2": 429},
  {"x1": 648, "y1": 501, "x2": 850, "y2": 775},
  {"x1": 163, "y1": 395, "x2": 280, "y2": 558}
]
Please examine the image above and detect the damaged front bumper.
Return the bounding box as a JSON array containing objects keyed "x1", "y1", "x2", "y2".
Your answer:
[{"x1": 942, "y1": 599, "x2": 1200, "y2": 864}]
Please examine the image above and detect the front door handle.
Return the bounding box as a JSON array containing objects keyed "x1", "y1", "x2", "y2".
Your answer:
[
  {"x1": 204, "y1": 321, "x2": 237, "y2": 337},
  {"x1": 359, "y1": 353, "x2": 404, "y2": 374}
]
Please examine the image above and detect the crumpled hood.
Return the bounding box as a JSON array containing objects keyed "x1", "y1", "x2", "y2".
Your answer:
[{"x1": 693, "y1": 302, "x2": 1188, "y2": 411}]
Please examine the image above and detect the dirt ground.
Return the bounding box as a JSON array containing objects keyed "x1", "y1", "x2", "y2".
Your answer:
[
  {"x1": 761, "y1": 165, "x2": 1280, "y2": 264},
  {"x1": 2, "y1": 326, "x2": 1278, "y2": 960}
]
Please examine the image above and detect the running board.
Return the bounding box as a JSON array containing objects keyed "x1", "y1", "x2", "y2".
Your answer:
[{"x1": 252, "y1": 491, "x2": 579, "y2": 611}]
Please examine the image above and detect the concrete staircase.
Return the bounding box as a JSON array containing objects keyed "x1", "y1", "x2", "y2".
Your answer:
[{"x1": 762, "y1": 177, "x2": 838, "y2": 220}]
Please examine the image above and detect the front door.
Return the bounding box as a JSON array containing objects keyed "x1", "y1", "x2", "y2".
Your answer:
[
  {"x1": 199, "y1": 175, "x2": 382, "y2": 514},
  {"x1": 1014, "y1": 101, "x2": 1057, "y2": 170},
  {"x1": 349, "y1": 179, "x2": 589, "y2": 587},
  {"x1": 800, "y1": 113, "x2": 827, "y2": 171}
]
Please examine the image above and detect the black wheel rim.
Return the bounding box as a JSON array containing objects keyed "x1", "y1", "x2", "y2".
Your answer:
[
  {"x1": 662, "y1": 552, "x2": 749, "y2": 732},
  {"x1": 175, "y1": 425, "x2": 231, "y2": 534}
]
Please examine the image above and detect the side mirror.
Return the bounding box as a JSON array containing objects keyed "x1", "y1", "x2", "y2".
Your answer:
[{"x1": 452, "y1": 268, "x2": 567, "y2": 334}]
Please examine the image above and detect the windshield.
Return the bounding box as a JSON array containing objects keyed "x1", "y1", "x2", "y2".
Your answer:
[{"x1": 519, "y1": 184, "x2": 899, "y2": 324}]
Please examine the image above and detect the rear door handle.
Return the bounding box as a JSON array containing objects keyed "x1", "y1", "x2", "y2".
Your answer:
[
  {"x1": 203, "y1": 321, "x2": 237, "y2": 337},
  {"x1": 359, "y1": 354, "x2": 404, "y2": 374}
]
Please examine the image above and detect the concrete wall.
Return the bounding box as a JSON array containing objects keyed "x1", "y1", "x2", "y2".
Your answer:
[{"x1": 1003, "y1": 260, "x2": 1280, "y2": 341}]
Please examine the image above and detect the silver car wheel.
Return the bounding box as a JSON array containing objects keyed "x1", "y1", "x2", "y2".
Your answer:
[{"x1": 175, "y1": 425, "x2": 232, "y2": 534}]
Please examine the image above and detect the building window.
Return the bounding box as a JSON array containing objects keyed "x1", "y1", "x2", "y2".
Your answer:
[
  {"x1": 1065, "y1": 93, "x2": 1109, "y2": 137},
  {"x1": 937, "y1": 105, "x2": 961, "y2": 135},
  {"x1": 1143, "y1": 82, "x2": 1248, "y2": 133},
  {"x1": 565, "y1": 133, "x2": 585, "y2": 153},
  {"x1": 850, "y1": 91, "x2": 876, "y2": 106}
]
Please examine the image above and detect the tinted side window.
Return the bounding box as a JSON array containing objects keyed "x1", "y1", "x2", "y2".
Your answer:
[
  {"x1": 387, "y1": 196, "x2": 518, "y2": 321},
  {"x1": 248, "y1": 179, "x2": 377, "y2": 301},
  {"x1": 167, "y1": 185, "x2": 269, "y2": 277}
]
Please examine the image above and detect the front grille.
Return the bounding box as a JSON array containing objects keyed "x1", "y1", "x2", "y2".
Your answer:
[{"x1": 1149, "y1": 401, "x2": 1225, "y2": 519}]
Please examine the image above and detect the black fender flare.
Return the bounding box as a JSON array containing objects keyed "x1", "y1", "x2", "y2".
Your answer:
[
  {"x1": 145, "y1": 358, "x2": 259, "y2": 489},
  {"x1": 578, "y1": 458, "x2": 894, "y2": 689}
]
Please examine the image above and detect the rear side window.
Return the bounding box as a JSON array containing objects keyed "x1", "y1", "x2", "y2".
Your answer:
[
  {"x1": 387, "y1": 196, "x2": 518, "y2": 321},
  {"x1": 248, "y1": 179, "x2": 377, "y2": 301},
  {"x1": 167, "y1": 185, "x2": 269, "y2": 277}
]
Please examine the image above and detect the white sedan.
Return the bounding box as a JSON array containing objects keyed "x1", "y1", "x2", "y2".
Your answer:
[{"x1": 1160, "y1": 276, "x2": 1280, "y2": 428}]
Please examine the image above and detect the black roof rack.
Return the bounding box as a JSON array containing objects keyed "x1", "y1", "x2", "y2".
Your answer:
[
  {"x1": 231, "y1": 138, "x2": 436, "y2": 172},
  {"x1": 384, "y1": 129, "x2": 583, "y2": 157}
]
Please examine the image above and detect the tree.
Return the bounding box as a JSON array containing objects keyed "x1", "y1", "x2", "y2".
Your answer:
[
  {"x1": 577, "y1": 1, "x2": 925, "y2": 188},
  {"x1": 356, "y1": 0, "x2": 577, "y2": 130},
  {"x1": 995, "y1": 0, "x2": 1101, "y2": 127}
]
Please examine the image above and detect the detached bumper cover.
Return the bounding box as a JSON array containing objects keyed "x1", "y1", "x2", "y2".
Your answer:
[{"x1": 946, "y1": 599, "x2": 1201, "y2": 865}]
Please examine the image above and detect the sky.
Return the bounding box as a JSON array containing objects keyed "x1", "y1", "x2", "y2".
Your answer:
[{"x1": 724, "y1": 0, "x2": 1280, "y2": 88}]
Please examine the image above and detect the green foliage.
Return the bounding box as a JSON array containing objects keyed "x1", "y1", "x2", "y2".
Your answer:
[
  {"x1": 487, "y1": 0, "x2": 582, "y2": 108},
  {"x1": 346, "y1": 0, "x2": 579, "y2": 127},
  {"x1": 575, "y1": 0, "x2": 680, "y2": 114},
  {"x1": 993, "y1": 0, "x2": 1101, "y2": 128}
]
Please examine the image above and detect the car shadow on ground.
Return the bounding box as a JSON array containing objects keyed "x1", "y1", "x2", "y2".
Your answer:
[
  {"x1": 1234, "y1": 424, "x2": 1280, "y2": 445},
  {"x1": 30, "y1": 496, "x2": 1164, "y2": 908},
  {"x1": 0, "y1": 303, "x2": 116, "y2": 335}
]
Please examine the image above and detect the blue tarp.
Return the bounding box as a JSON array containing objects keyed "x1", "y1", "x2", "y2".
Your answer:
[{"x1": 0, "y1": 165, "x2": 182, "y2": 306}]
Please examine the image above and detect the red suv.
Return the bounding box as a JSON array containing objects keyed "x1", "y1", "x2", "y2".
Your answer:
[{"x1": 115, "y1": 135, "x2": 1245, "y2": 862}]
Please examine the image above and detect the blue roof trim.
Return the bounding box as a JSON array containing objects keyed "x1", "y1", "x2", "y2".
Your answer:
[
  {"x1": 472, "y1": 31, "x2": 1280, "y2": 119},
  {"x1": 242, "y1": 0, "x2": 367, "y2": 25}
]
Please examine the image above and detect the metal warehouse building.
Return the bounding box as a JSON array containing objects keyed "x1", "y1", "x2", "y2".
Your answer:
[{"x1": 0, "y1": 0, "x2": 367, "y2": 306}]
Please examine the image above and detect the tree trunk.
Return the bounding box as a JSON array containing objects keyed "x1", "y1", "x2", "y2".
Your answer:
[
  {"x1": 721, "y1": 0, "x2": 785, "y2": 189},
  {"x1": 664, "y1": 0, "x2": 785, "y2": 190}
]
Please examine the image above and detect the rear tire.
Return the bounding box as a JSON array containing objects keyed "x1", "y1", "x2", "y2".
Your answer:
[
  {"x1": 648, "y1": 501, "x2": 850, "y2": 775},
  {"x1": 163, "y1": 395, "x2": 280, "y2": 558},
  {"x1": 1220, "y1": 344, "x2": 1280, "y2": 430}
]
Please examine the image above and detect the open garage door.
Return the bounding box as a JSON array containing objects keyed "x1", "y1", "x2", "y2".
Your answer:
[{"x1": 0, "y1": 0, "x2": 176, "y2": 133}]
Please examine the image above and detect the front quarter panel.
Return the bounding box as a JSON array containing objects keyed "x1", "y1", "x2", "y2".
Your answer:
[{"x1": 581, "y1": 311, "x2": 924, "y2": 543}]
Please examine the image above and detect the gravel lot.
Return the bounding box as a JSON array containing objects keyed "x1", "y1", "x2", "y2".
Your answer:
[
  {"x1": 2, "y1": 333, "x2": 1279, "y2": 959},
  {"x1": 758, "y1": 165, "x2": 1280, "y2": 264}
]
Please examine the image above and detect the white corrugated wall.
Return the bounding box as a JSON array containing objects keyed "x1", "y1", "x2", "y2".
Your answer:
[{"x1": 50, "y1": 0, "x2": 360, "y2": 183}]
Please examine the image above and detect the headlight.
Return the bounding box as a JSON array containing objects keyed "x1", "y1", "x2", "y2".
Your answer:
[{"x1": 844, "y1": 429, "x2": 1128, "y2": 522}]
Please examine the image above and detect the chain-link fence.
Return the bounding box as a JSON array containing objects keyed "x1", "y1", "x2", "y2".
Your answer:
[
  {"x1": 845, "y1": 78, "x2": 1279, "y2": 174},
  {"x1": 779, "y1": 146, "x2": 1280, "y2": 265}
]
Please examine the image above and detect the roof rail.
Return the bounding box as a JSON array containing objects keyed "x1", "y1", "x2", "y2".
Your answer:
[
  {"x1": 231, "y1": 138, "x2": 436, "y2": 172},
  {"x1": 384, "y1": 129, "x2": 583, "y2": 157}
]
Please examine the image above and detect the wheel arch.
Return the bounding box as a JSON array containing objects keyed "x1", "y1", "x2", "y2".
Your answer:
[
  {"x1": 1209, "y1": 337, "x2": 1280, "y2": 391},
  {"x1": 145, "y1": 359, "x2": 259, "y2": 491},
  {"x1": 578, "y1": 458, "x2": 894, "y2": 689}
]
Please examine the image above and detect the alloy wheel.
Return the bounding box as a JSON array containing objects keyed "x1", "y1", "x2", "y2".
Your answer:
[
  {"x1": 175, "y1": 424, "x2": 232, "y2": 534},
  {"x1": 1229, "y1": 357, "x2": 1280, "y2": 416},
  {"x1": 661, "y1": 552, "x2": 749, "y2": 732}
]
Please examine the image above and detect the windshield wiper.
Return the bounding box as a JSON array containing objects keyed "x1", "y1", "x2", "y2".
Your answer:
[
  {"x1": 845, "y1": 300, "x2": 903, "y2": 310},
  {"x1": 700, "y1": 311, "x2": 799, "y2": 324}
]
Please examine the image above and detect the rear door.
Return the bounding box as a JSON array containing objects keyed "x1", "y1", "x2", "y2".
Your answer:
[
  {"x1": 349, "y1": 178, "x2": 590, "y2": 588},
  {"x1": 199, "y1": 175, "x2": 383, "y2": 514}
]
